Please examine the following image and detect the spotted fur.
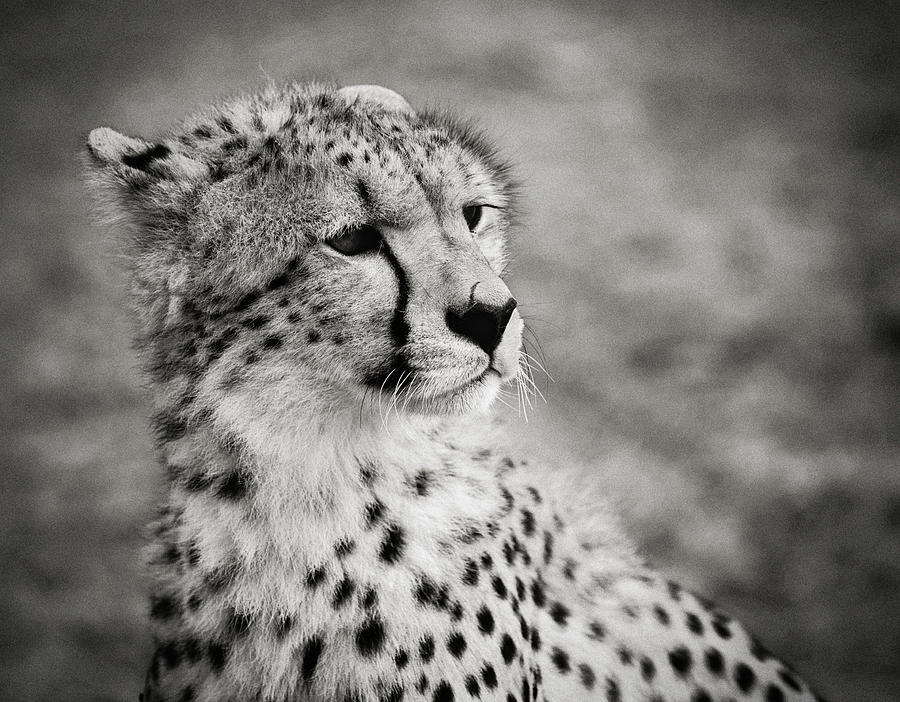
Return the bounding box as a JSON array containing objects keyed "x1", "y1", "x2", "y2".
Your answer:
[{"x1": 85, "y1": 82, "x2": 826, "y2": 702}]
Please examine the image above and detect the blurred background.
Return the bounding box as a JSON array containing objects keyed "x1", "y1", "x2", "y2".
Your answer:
[{"x1": 1, "y1": 1, "x2": 898, "y2": 700}]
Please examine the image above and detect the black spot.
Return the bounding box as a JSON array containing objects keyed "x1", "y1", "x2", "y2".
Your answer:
[
  {"x1": 605, "y1": 676, "x2": 621, "y2": 702},
  {"x1": 463, "y1": 558, "x2": 479, "y2": 586},
  {"x1": 332, "y1": 577, "x2": 356, "y2": 608},
  {"x1": 223, "y1": 135, "x2": 248, "y2": 152},
  {"x1": 476, "y1": 605, "x2": 495, "y2": 634},
  {"x1": 207, "y1": 641, "x2": 228, "y2": 673},
  {"x1": 548, "y1": 601, "x2": 570, "y2": 626},
  {"x1": 734, "y1": 662, "x2": 757, "y2": 692},
  {"x1": 587, "y1": 620, "x2": 606, "y2": 641},
  {"x1": 692, "y1": 689, "x2": 712, "y2": 702},
  {"x1": 242, "y1": 314, "x2": 269, "y2": 329},
  {"x1": 414, "y1": 577, "x2": 449, "y2": 610},
  {"x1": 704, "y1": 647, "x2": 724, "y2": 675},
  {"x1": 160, "y1": 542, "x2": 180, "y2": 564},
  {"x1": 357, "y1": 179, "x2": 372, "y2": 207},
  {"x1": 668, "y1": 646, "x2": 693, "y2": 677},
  {"x1": 358, "y1": 461, "x2": 378, "y2": 485},
  {"x1": 549, "y1": 647, "x2": 570, "y2": 673},
  {"x1": 365, "y1": 499, "x2": 385, "y2": 527},
  {"x1": 712, "y1": 614, "x2": 733, "y2": 639},
  {"x1": 337, "y1": 152, "x2": 353, "y2": 168},
  {"x1": 234, "y1": 289, "x2": 262, "y2": 313},
  {"x1": 526, "y1": 486, "x2": 542, "y2": 503},
  {"x1": 159, "y1": 640, "x2": 181, "y2": 668},
  {"x1": 216, "y1": 468, "x2": 250, "y2": 500},
  {"x1": 640, "y1": 656, "x2": 656, "y2": 682},
  {"x1": 432, "y1": 681, "x2": 454, "y2": 702},
  {"x1": 194, "y1": 124, "x2": 213, "y2": 139},
  {"x1": 355, "y1": 617, "x2": 386, "y2": 657},
  {"x1": 186, "y1": 591, "x2": 203, "y2": 611},
  {"x1": 499, "y1": 487, "x2": 514, "y2": 513},
  {"x1": 215, "y1": 115, "x2": 236, "y2": 134},
  {"x1": 262, "y1": 335, "x2": 283, "y2": 350},
  {"x1": 301, "y1": 635, "x2": 324, "y2": 679},
  {"x1": 450, "y1": 600, "x2": 464, "y2": 621},
  {"x1": 182, "y1": 637, "x2": 202, "y2": 662},
  {"x1": 529, "y1": 627, "x2": 541, "y2": 650},
  {"x1": 506, "y1": 695, "x2": 516, "y2": 702},
  {"x1": 503, "y1": 541, "x2": 516, "y2": 566},
  {"x1": 394, "y1": 648, "x2": 409, "y2": 669},
  {"x1": 481, "y1": 552, "x2": 494, "y2": 570},
  {"x1": 667, "y1": 580, "x2": 682, "y2": 601},
  {"x1": 335, "y1": 538, "x2": 356, "y2": 557},
  {"x1": 122, "y1": 143, "x2": 171, "y2": 171},
  {"x1": 361, "y1": 586, "x2": 378, "y2": 609},
  {"x1": 465, "y1": 675, "x2": 480, "y2": 696},
  {"x1": 492, "y1": 576, "x2": 508, "y2": 599},
  {"x1": 226, "y1": 607, "x2": 252, "y2": 636},
  {"x1": 686, "y1": 611, "x2": 704, "y2": 634},
  {"x1": 617, "y1": 646, "x2": 633, "y2": 665},
  {"x1": 750, "y1": 636, "x2": 773, "y2": 661},
  {"x1": 778, "y1": 668, "x2": 802, "y2": 692},
  {"x1": 380, "y1": 684, "x2": 404, "y2": 702},
  {"x1": 275, "y1": 615, "x2": 293, "y2": 638},
  {"x1": 530, "y1": 579, "x2": 546, "y2": 608},
  {"x1": 152, "y1": 412, "x2": 187, "y2": 444},
  {"x1": 577, "y1": 662, "x2": 596, "y2": 689},
  {"x1": 500, "y1": 633, "x2": 516, "y2": 664},
  {"x1": 379, "y1": 523, "x2": 406, "y2": 563},
  {"x1": 419, "y1": 635, "x2": 435, "y2": 662},
  {"x1": 765, "y1": 684, "x2": 786, "y2": 702},
  {"x1": 542, "y1": 531, "x2": 553, "y2": 564},
  {"x1": 150, "y1": 594, "x2": 181, "y2": 620},
  {"x1": 520, "y1": 509, "x2": 535, "y2": 536},
  {"x1": 482, "y1": 663, "x2": 498, "y2": 688},
  {"x1": 185, "y1": 542, "x2": 200, "y2": 566},
  {"x1": 460, "y1": 524, "x2": 484, "y2": 543},
  {"x1": 447, "y1": 632, "x2": 467, "y2": 658},
  {"x1": 413, "y1": 470, "x2": 432, "y2": 496},
  {"x1": 408, "y1": 675, "x2": 427, "y2": 696},
  {"x1": 306, "y1": 329, "x2": 321, "y2": 343},
  {"x1": 653, "y1": 604, "x2": 670, "y2": 625},
  {"x1": 515, "y1": 577, "x2": 526, "y2": 600},
  {"x1": 305, "y1": 565, "x2": 327, "y2": 588}
]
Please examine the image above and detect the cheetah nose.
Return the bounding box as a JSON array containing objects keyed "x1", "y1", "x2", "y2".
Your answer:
[{"x1": 446, "y1": 296, "x2": 517, "y2": 356}]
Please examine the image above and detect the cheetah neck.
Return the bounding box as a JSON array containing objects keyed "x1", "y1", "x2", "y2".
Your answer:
[{"x1": 161, "y1": 398, "x2": 508, "y2": 572}]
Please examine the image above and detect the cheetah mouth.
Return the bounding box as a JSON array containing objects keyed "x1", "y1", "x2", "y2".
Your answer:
[{"x1": 427, "y1": 365, "x2": 501, "y2": 399}]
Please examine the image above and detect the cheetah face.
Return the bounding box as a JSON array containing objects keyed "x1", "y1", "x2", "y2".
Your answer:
[{"x1": 86, "y1": 84, "x2": 523, "y2": 417}]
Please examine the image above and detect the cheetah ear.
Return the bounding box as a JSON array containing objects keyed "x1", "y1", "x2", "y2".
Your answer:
[
  {"x1": 84, "y1": 127, "x2": 209, "y2": 225},
  {"x1": 338, "y1": 85, "x2": 414, "y2": 114},
  {"x1": 86, "y1": 127, "x2": 208, "y2": 182}
]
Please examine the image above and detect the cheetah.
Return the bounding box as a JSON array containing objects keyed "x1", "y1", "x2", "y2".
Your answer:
[{"x1": 85, "y1": 82, "x2": 827, "y2": 702}]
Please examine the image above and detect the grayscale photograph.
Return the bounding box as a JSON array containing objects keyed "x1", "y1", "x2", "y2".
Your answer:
[{"x1": 1, "y1": 2, "x2": 898, "y2": 701}]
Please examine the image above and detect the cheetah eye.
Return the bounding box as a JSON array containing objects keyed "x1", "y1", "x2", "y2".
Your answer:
[
  {"x1": 462, "y1": 205, "x2": 483, "y2": 232},
  {"x1": 328, "y1": 225, "x2": 382, "y2": 256}
]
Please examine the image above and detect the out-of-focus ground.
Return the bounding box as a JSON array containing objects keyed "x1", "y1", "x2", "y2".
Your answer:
[{"x1": 1, "y1": 1, "x2": 898, "y2": 700}]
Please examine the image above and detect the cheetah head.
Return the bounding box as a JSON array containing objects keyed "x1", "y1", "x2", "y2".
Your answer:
[{"x1": 85, "y1": 82, "x2": 523, "y2": 422}]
